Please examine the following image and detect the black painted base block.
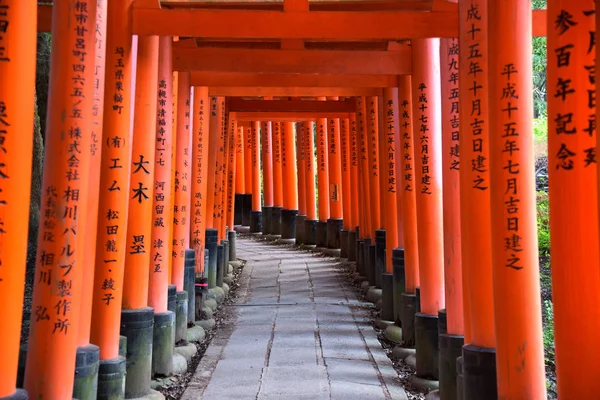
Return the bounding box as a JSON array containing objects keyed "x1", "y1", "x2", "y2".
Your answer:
[
  {"x1": 262, "y1": 206, "x2": 272, "y2": 235},
  {"x1": 415, "y1": 312, "x2": 439, "y2": 380},
  {"x1": 356, "y1": 239, "x2": 364, "y2": 276},
  {"x1": 271, "y1": 206, "x2": 282, "y2": 235},
  {"x1": 295, "y1": 214, "x2": 306, "y2": 245},
  {"x1": 121, "y1": 307, "x2": 154, "y2": 398},
  {"x1": 439, "y1": 331, "x2": 464, "y2": 400},
  {"x1": 0, "y1": 389, "x2": 28, "y2": 400},
  {"x1": 340, "y1": 229, "x2": 349, "y2": 258},
  {"x1": 392, "y1": 248, "x2": 405, "y2": 327},
  {"x1": 456, "y1": 356, "x2": 464, "y2": 400},
  {"x1": 152, "y1": 311, "x2": 175, "y2": 377},
  {"x1": 228, "y1": 230, "x2": 237, "y2": 261},
  {"x1": 327, "y1": 218, "x2": 343, "y2": 249},
  {"x1": 304, "y1": 219, "x2": 317, "y2": 246},
  {"x1": 234, "y1": 193, "x2": 244, "y2": 225},
  {"x1": 463, "y1": 344, "x2": 498, "y2": 400},
  {"x1": 73, "y1": 344, "x2": 100, "y2": 400},
  {"x1": 250, "y1": 211, "x2": 262, "y2": 233},
  {"x1": 281, "y1": 209, "x2": 298, "y2": 239},
  {"x1": 206, "y1": 228, "x2": 218, "y2": 289},
  {"x1": 216, "y1": 244, "x2": 225, "y2": 287},
  {"x1": 184, "y1": 249, "x2": 196, "y2": 324},
  {"x1": 348, "y1": 230, "x2": 357, "y2": 261},
  {"x1": 242, "y1": 194, "x2": 252, "y2": 226},
  {"x1": 316, "y1": 221, "x2": 328, "y2": 247},
  {"x1": 381, "y1": 273, "x2": 394, "y2": 321},
  {"x1": 375, "y1": 229, "x2": 386, "y2": 289},
  {"x1": 367, "y1": 244, "x2": 377, "y2": 287},
  {"x1": 401, "y1": 292, "x2": 417, "y2": 347},
  {"x1": 97, "y1": 357, "x2": 126, "y2": 400}
]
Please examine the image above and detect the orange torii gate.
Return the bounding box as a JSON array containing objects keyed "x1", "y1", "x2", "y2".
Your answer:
[{"x1": 2, "y1": 0, "x2": 581, "y2": 399}]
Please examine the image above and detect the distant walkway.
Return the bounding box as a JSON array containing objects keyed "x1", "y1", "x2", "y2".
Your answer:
[{"x1": 182, "y1": 237, "x2": 407, "y2": 400}]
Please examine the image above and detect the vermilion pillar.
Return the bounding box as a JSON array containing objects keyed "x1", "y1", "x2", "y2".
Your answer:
[
  {"x1": 120, "y1": 35, "x2": 159, "y2": 398},
  {"x1": 226, "y1": 117, "x2": 237, "y2": 232},
  {"x1": 173, "y1": 72, "x2": 192, "y2": 340},
  {"x1": 280, "y1": 122, "x2": 298, "y2": 240},
  {"x1": 234, "y1": 123, "x2": 245, "y2": 226},
  {"x1": 0, "y1": 1, "x2": 36, "y2": 398},
  {"x1": 218, "y1": 102, "x2": 230, "y2": 241},
  {"x1": 272, "y1": 122, "x2": 284, "y2": 235},
  {"x1": 339, "y1": 117, "x2": 352, "y2": 257},
  {"x1": 458, "y1": 0, "x2": 496, "y2": 396},
  {"x1": 24, "y1": 0, "x2": 96, "y2": 398},
  {"x1": 213, "y1": 97, "x2": 226, "y2": 240},
  {"x1": 206, "y1": 97, "x2": 220, "y2": 230},
  {"x1": 296, "y1": 122, "x2": 307, "y2": 243},
  {"x1": 327, "y1": 98, "x2": 344, "y2": 251},
  {"x1": 365, "y1": 97, "x2": 382, "y2": 288},
  {"x1": 489, "y1": 0, "x2": 547, "y2": 397},
  {"x1": 75, "y1": 0, "x2": 107, "y2": 395},
  {"x1": 411, "y1": 38, "x2": 445, "y2": 380},
  {"x1": 170, "y1": 71, "x2": 177, "y2": 283},
  {"x1": 190, "y1": 86, "x2": 209, "y2": 322},
  {"x1": 379, "y1": 89, "x2": 400, "y2": 325},
  {"x1": 348, "y1": 112, "x2": 360, "y2": 262},
  {"x1": 397, "y1": 76, "x2": 420, "y2": 347},
  {"x1": 355, "y1": 97, "x2": 372, "y2": 281},
  {"x1": 439, "y1": 37, "x2": 465, "y2": 398},
  {"x1": 243, "y1": 122, "x2": 254, "y2": 227},
  {"x1": 250, "y1": 121, "x2": 262, "y2": 233},
  {"x1": 316, "y1": 100, "x2": 330, "y2": 247},
  {"x1": 304, "y1": 120, "x2": 318, "y2": 246},
  {"x1": 261, "y1": 121, "x2": 274, "y2": 234},
  {"x1": 90, "y1": 0, "x2": 134, "y2": 396},
  {"x1": 173, "y1": 72, "x2": 191, "y2": 291},
  {"x1": 548, "y1": 2, "x2": 600, "y2": 398}
]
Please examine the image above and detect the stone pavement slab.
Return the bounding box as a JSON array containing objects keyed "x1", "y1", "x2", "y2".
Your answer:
[{"x1": 182, "y1": 238, "x2": 408, "y2": 400}]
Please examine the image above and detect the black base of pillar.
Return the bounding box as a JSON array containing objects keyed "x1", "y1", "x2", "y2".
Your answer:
[
  {"x1": 194, "y1": 284, "x2": 206, "y2": 321},
  {"x1": 167, "y1": 284, "x2": 177, "y2": 314},
  {"x1": 242, "y1": 194, "x2": 252, "y2": 226},
  {"x1": 119, "y1": 335, "x2": 127, "y2": 358},
  {"x1": 223, "y1": 240, "x2": 230, "y2": 281},
  {"x1": 360, "y1": 238, "x2": 371, "y2": 277},
  {"x1": 416, "y1": 286, "x2": 421, "y2": 313},
  {"x1": 228, "y1": 230, "x2": 237, "y2": 261},
  {"x1": 262, "y1": 206, "x2": 272, "y2": 235},
  {"x1": 271, "y1": 206, "x2": 282, "y2": 235},
  {"x1": 415, "y1": 312, "x2": 439, "y2": 380},
  {"x1": 0, "y1": 389, "x2": 27, "y2": 400},
  {"x1": 184, "y1": 249, "x2": 196, "y2": 324},
  {"x1": 175, "y1": 291, "x2": 188, "y2": 342},
  {"x1": 327, "y1": 218, "x2": 343, "y2": 249},
  {"x1": 401, "y1": 292, "x2": 417, "y2": 347},
  {"x1": 463, "y1": 344, "x2": 498, "y2": 400},
  {"x1": 348, "y1": 230, "x2": 357, "y2": 261},
  {"x1": 295, "y1": 214, "x2": 306, "y2": 244},
  {"x1": 250, "y1": 211, "x2": 262, "y2": 233},
  {"x1": 73, "y1": 344, "x2": 100, "y2": 400},
  {"x1": 439, "y1": 324, "x2": 464, "y2": 400},
  {"x1": 234, "y1": 194, "x2": 244, "y2": 225},
  {"x1": 120, "y1": 307, "x2": 154, "y2": 398},
  {"x1": 340, "y1": 229, "x2": 349, "y2": 258},
  {"x1": 316, "y1": 221, "x2": 328, "y2": 247},
  {"x1": 375, "y1": 229, "x2": 386, "y2": 289},
  {"x1": 97, "y1": 357, "x2": 126, "y2": 400},
  {"x1": 152, "y1": 311, "x2": 175, "y2": 377},
  {"x1": 367, "y1": 244, "x2": 377, "y2": 286},
  {"x1": 392, "y1": 248, "x2": 405, "y2": 327},
  {"x1": 206, "y1": 229, "x2": 218, "y2": 288},
  {"x1": 356, "y1": 239, "x2": 364, "y2": 276},
  {"x1": 304, "y1": 219, "x2": 317, "y2": 245},
  {"x1": 216, "y1": 244, "x2": 225, "y2": 287},
  {"x1": 281, "y1": 209, "x2": 298, "y2": 239},
  {"x1": 381, "y1": 273, "x2": 394, "y2": 321},
  {"x1": 456, "y1": 356, "x2": 464, "y2": 400}
]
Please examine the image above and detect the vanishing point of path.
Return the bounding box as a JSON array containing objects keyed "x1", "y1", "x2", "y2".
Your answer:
[{"x1": 181, "y1": 237, "x2": 408, "y2": 400}]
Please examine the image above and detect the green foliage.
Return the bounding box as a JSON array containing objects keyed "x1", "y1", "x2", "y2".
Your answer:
[
  {"x1": 543, "y1": 299, "x2": 557, "y2": 395},
  {"x1": 532, "y1": 0, "x2": 547, "y2": 118},
  {"x1": 536, "y1": 191, "x2": 550, "y2": 257}
]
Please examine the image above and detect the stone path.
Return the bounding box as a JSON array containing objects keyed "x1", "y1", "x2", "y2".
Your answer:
[{"x1": 182, "y1": 237, "x2": 407, "y2": 400}]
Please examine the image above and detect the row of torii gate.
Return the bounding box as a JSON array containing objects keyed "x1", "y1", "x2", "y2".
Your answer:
[{"x1": 0, "y1": 0, "x2": 597, "y2": 399}]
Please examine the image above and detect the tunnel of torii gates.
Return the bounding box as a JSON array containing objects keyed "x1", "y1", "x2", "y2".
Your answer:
[{"x1": 1, "y1": 0, "x2": 600, "y2": 399}]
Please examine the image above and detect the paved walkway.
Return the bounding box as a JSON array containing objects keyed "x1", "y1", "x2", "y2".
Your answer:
[{"x1": 182, "y1": 237, "x2": 407, "y2": 400}]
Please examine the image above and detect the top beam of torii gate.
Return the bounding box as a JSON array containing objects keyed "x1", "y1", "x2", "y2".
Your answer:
[{"x1": 37, "y1": 2, "x2": 547, "y2": 39}]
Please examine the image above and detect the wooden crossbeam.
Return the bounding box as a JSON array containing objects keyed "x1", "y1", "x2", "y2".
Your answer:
[
  {"x1": 232, "y1": 111, "x2": 353, "y2": 122},
  {"x1": 191, "y1": 72, "x2": 398, "y2": 87},
  {"x1": 37, "y1": 6, "x2": 547, "y2": 38},
  {"x1": 209, "y1": 87, "x2": 382, "y2": 97},
  {"x1": 173, "y1": 47, "x2": 411, "y2": 74},
  {"x1": 228, "y1": 98, "x2": 355, "y2": 113}
]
